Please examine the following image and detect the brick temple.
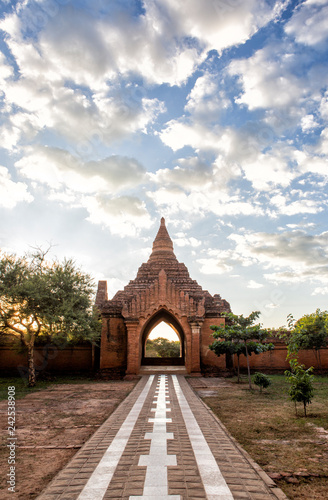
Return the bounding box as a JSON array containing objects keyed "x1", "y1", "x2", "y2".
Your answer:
[{"x1": 95, "y1": 217, "x2": 231, "y2": 376}]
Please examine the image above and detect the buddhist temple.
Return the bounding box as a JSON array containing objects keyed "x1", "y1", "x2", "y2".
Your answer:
[{"x1": 95, "y1": 218, "x2": 231, "y2": 376}]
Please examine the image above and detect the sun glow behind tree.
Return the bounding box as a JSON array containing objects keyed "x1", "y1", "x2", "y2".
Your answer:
[{"x1": 148, "y1": 322, "x2": 180, "y2": 342}]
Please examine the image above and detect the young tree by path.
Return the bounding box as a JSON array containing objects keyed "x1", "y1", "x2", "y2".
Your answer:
[
  {"x1": 285, "y1": 363, "x2": 314, "y2": 417},
  {"x1": 210, "y1": 311, "x2": 274, "y2": 389},
  {"x1": 0, "y1": 250, "x2": 101, "y2": 386}
]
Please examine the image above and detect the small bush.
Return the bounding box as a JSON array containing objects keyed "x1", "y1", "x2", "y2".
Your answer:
[
  {"x1": 253, "y1": 372, "x2": 272, "y2": 393},
  {"x1": 285, "y1": 364, "x2": 314, "y2": 417}
]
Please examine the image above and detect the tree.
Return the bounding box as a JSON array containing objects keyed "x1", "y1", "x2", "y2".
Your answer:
[
  {"x1": 253, "y1": 372, "x2": 272, "y2": 393},
  {"x1": 280, "y1": 310, "x2": 328, "y2": 374},
  {"x1": 294, "y1": 310, "x2": 328, "y2": 374},
  {"x1": 0, "y1": 250, "x2": 101, "y2": 386},
  {"x1": 210, "y1": 311, "x2": 274, "y2": 389},
  {"x1": 285, "y1": 362, "x2": 314, "y2": 417},
  {"x1": 150, "y1": 337, "x2": 181, "y2": 357},
  {"x1": 145, "y1": 337, "x2": 181, "y2": 357},
  {"x1": 145, "y1": 339, "x2": 159, "y2": 357}
]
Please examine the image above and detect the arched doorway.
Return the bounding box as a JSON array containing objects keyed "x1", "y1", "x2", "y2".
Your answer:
[{"x1": 141, "y1": 309, "x2": 185, "y2": 367}]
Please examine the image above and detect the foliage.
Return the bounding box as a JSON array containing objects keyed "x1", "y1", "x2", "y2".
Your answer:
[
  {"x1": 146, "y1": 337, "x2": 180, "y2": 357},
  {"x1": 0, "y1": 249, "x2": 101, "y2": 386},
  {"x1": 253, "y1": 372, "x2": 272, "y2": 393},
  {"x1": 210, "y1": 311, "x2": 274, "y2": 389},
  {"x1": 284, "y1": 362, "x2": 314, "y2": 417},
  {"x1": 280, "y1": 309, "x2": 328, "y2": 374}
]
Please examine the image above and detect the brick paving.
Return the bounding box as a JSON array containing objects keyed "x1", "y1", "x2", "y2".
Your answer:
[{"x1": 37, "y1": 375, "x2": 288, "y2": 500}]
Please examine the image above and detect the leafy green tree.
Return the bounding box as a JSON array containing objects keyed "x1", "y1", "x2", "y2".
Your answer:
[
  {"x1": 285, "y1": 362, "x2": 314, "y2": 417},
  {"x1": 280, "y1": 310, "x2": 328, "y2": 374},
  {"x1": 210, "y1": 311, "x2": 274, "y2": 389},
  {"x1": 145, "y1": 339, "x2": 159, "y2": 357},
  {"x1": 0, "y1": 250, "x2": 101, "y2": 386},
  {"x1": 294, "y1": 310, "x2": 327, "y2": 374},
  {"x1": 253, "y1": 372, "x2": 272, "y2": 393},
  {"x1": 145, "y1": 337, "x2": 180, "y2": 357}
]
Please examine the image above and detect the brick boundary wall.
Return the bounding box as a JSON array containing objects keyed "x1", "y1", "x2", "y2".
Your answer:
[
  {"x1": 0, "y1": 344, "x2": 94, "y2": 377},
  {"x1": 0, "y1": 341, "x2": 327, "y2": 377}
]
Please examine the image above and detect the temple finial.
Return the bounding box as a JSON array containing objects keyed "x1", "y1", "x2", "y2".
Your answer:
[{"x1": 148, "y1": 217, "x2": 176, "y2": 262}]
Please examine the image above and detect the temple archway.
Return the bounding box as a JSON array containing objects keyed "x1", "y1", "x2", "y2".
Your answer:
[{"x1": 141, "y1": 309, "x2": 185, "y2": 366}]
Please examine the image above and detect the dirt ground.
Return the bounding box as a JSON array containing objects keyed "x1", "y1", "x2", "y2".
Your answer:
[{"x1": 0, "y1": 380, "x2": 137, "y2": 499}]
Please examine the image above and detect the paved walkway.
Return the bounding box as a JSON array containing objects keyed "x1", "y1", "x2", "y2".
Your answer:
[{"x1": 37, "y1": 375, "x2": 288, "y2": 500}]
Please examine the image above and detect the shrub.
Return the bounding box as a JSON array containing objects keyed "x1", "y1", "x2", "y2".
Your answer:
[
  {"x1": 253, "y1": 372, "x2": 272, "y2": 393},
  {"x1": 285, "y1": 363, "x2": 314, "y2": 417}
]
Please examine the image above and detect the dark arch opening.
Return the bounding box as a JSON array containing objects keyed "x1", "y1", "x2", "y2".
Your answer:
[{"x1": 141, "y1": 309, "x2": 185, "y2": 366}]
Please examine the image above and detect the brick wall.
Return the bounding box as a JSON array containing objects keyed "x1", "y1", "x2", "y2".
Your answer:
[
  {"x1": 236, "y1": 343, "x2": 328, "y2": 372},
  {"x1": 0, "y1": 344, "x2": 93, "y2": 376}
]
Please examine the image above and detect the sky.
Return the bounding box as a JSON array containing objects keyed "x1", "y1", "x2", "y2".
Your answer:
[{"x1": 0, "y1": 0, "x2": 328, "y2": 330}]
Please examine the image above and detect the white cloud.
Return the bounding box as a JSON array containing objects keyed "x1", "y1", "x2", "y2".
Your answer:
[
  {"x1": 184, "y1": 72, "x2": 230, "y2": 122},
  {"x1": 242, "y1": 151, "x2": 295, "y2": 191},
  {"x1": 0, "y1": 51, "x2": 14, "y2": 82},
  {"x1": 0, "y1": 166, "x2": 33, "y2": 208},
  {"x1": 228, "y1": 45, "x2": 306, "y2": 110},
  {"x1": 149, "y1": 156, "x2": 217, "y2": 189},
  {"x1": 320, "y1": 92, "x2": 328, "y2": 119},
  {"x1": 83, "y1": 195, "x2": 152, "y2": 236},
  {"x1": 228, "y1": 230, "x2": 328, "y2": 285},
  {"x1": 247, "y1": 280, "x2": 264, "y2": 288},
  {"x1": 149, "y1": 0, "x2": 287, "y2": 54},
  {"x1": 301, "y1": 114, "x2": 319, "y2": 132},
  {"x1": 15, "y1": 146, "x2": 146, "y2": 194},
  {"x1": 0, "y1": 1, "x2": 204, "y2": 90},
  {"x1": 197, "y1": 257, "x2": 234, "y2": 275},
  {"x1": 314, "y1": 128, "x2": 328, "y2": 157},
  {"x1": 147, "y1": 185, "x2": 264, "y2": 219},
  {"x1": 0, "y1": 6, "x2": 169, "y2": 150},
  {"x1": 13, "y1": 145, "x2": 153, "y2": 236},
  {"x1": 173, "y1": 233, "x2": 201, "y2": 247},
  {"x1": 0, "y1": 75, "x2": 165, "y2": 149},
  {"x1": 270, "y1": 193, "x2": 325, "y2": 216},
  {"x1": 159, "y1": 120, "x2": 220, "y2": 152},
  {"x1": 312, "y1": 286, "x2": 328, "y2": 296},
  {"x1": 285, "y1": 0, "x2": 328, "y2": 47}
]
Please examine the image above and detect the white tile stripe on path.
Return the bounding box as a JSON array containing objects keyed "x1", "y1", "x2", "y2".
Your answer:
[
  {"x1": 172, "y1": 375, "x2": 234, "y2": 500},
  {"x1": 130, "y1": 374, "x2": 180, "y2": 500},
  {"x1": 77, "y1": 375, "x2": 154, "y2": 500}
]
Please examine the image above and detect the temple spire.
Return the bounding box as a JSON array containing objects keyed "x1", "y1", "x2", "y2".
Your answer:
[{"x1": 148, "y1": 217, "x2": 176, "y2": 262}]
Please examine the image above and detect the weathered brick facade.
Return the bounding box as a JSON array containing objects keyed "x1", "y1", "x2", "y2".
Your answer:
[{"x1": 96, "y1": 218, "x2": 231, "y2": 376}]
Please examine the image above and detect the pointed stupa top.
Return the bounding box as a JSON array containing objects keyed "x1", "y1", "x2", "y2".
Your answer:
[{"x1": 148, "y1": 217, "x2": 176, "y2": 262}]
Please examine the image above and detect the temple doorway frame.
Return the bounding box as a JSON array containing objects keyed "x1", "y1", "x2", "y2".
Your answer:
[{"x1": 140, "y1": 309, "x2": 185, "y2": 367}]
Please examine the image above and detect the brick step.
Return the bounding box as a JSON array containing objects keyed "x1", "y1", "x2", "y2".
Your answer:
[{"x1": 139, "y1": 365, "x2": 188, "y2": 375}]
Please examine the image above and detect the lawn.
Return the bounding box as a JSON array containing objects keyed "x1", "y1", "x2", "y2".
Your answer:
[
  {"x1": 0, "y1": 374, "x2": 97, "y2": 401},
  {"x1": 201, "y1": 374, "x2": 328, "y2": 500}
]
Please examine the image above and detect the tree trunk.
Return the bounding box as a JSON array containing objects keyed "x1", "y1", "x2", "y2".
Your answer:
[
  {"x1": 27, "y1": 344, "x2": 36, "y2": 387},
  {"x1": 245, "y1": 342, "x2": 252, "y2": 390},
  {"x1": 237, "y1": 355, "x2": 241, "y2": 383},
  {"x1": 303, "y1": 401, "x2": 307, "y2": 417}
]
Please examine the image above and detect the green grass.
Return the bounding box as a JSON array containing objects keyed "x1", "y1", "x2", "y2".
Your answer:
[
  {"x1": 0, "y1": 374, "x2": 101, "y2": 401},
  {"x1": 201, "y1": 374, "x2": 328, "y2": 500}
]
